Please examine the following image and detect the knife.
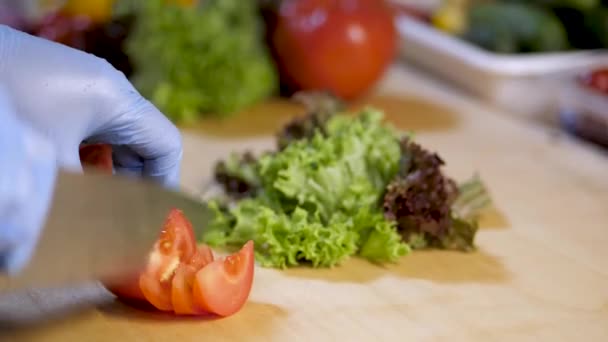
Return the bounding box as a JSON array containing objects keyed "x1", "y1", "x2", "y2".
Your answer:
[{"x1": 0, "y1": 169, "x2": 211, "y2": 290}]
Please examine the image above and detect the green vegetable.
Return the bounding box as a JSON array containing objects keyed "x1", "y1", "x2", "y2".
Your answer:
[
  {"x1": 204, "y1": 108, "x2": 409, "y2": 268},
  {"x1": 583, "y1": 7, "x2": 608, "y2": 48},
  {"x1": 505, "y1": 0, "x2": 599, "y2": 11},
  {"x1": 206, "y1": 104, "x2": 492, "y2": 268},
  {"x1": 125, "y1": 0, "x2": 278, "y2": 123},
  {"x1": 213, "y1": 151, "x2": 263, "y2": 199},
  {"x1": 382, "y1": 136, "x2": 492, "y2": 252},
  {"x1": 433, "y1": 175, "x2": 491, "y2": 252},
  {"x1": 463, "y1": 3, "x2": 569, "y2": 53},
  {"x1": 276, "y1": 91, "x2": 345, "y2": 150}
]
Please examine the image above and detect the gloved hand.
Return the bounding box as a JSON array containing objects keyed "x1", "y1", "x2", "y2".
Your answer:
[
  {"x1": 0, "y1": 84, "x2": 57, "y2": 274},
  {"x1": 0, "y1": 25, "x2": 183, "y2": 187}
]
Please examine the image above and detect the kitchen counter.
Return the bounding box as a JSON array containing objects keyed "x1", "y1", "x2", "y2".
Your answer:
[{"x1": 1, "y1": 63, "x2": 607, "y2": 341}]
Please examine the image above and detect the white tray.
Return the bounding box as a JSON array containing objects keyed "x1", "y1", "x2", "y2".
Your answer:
[{"x1": 395, "y1": 15, "x2": 608, "y2": 118}]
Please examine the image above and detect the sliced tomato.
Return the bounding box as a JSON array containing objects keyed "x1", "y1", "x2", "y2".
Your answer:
[
  {"x1": 171, "y1": 264, "x2": 203, "y2": 315},
  {"x1": 104, "y1": 273, "x2": 146, "y2": 301},
  {"x1": 139, "y1": 272, "x2": 173, "y2": 311},
  {"x1": 170, "y1": 245, "x2": 215, "y2": 315},
  {"x1": 138, "y1": 209, "x2": 197, "y2": 311},
  {"x1": 189, "y1": 245, "x2": 215, "y2": 269},
  {"x1": 192, "y1": 241, "x2": 255, "y2": 317}
]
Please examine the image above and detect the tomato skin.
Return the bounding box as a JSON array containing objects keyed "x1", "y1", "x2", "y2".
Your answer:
[
  {"x1": 270, "y1": 0, "x2": 397, "y2": 100},
  {"x1": 79, "y1": 144, "x2": 113, "y2": 173},
  {"x1": 192, "y1": 241, "x2": 255, "y2": 317}
]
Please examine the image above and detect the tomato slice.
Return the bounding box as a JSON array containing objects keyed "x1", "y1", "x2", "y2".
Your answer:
[
  {"x1": 171, "y1": 244, "x2": 216, "y2": 315},
  {"x1": 189, "y1": 245, "x2": 215, "y2": 269},
  {"x1": 138, "y1": 209, "x2": 197, "y2": 311},
  {"x1": 104, "y1": 273, "x2": 146, "y2": 302},
  {"x1": 192, "y1": 241, "x2": 255, "y2": 317},
  {"x1": 139, "y1": 272, "x2": 173, "y2": 311},
  {"x1": 171, "y1": 264, "x2": 203, "y2": 315}
]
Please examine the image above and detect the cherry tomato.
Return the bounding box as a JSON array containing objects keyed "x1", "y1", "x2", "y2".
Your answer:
[
  {"x1": 192, "y1": 241, "x2": 255, "y2": 317},
  {"x1": 79, "y1": 144, "x2": 113, "y2": 173},
  {"x1": 138, "y1": 209, "x2": 197, "y2": 311},
  {"x1": 270, "y1": 0, "x2": 398, "y2": 100}
]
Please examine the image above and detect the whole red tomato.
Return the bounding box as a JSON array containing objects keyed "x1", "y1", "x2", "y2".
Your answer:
[{"x1": 269, "y1": 0, "x2": 398, "y2": 100}]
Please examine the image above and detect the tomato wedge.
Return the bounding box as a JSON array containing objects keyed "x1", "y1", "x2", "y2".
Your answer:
[
  {"x1": 192, "y1": 241, "x2": 255, "y2": 317},
  {"x1": 171, "y1": 245, "x2": 216, "y2": 315},
  {"x1": 189, "y1": 245, "x2": 215, "y2": 269},
  {"x1": 171, "y1": 264, "x2": 202, "y2": 315},
  {"x1": 104, "y1": 273, "x2": 146, "y2": 302},
  {"x1": 138, "y1": 209, "x2": 197, "y2": 311},
  {"x1": 81, "y1": 147, "x2": 257, "y2": 317}
]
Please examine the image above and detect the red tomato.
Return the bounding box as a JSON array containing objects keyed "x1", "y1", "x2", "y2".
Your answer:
[
  {"x1": 138, "y1": 209, "x2": 197, "y2": 311},
  {"x1": 171, "y1": 245, "x2": 215, "y2": 315},
  {"x1": 582, "y1": 68, "x2": 608, "y2": 95},
  {"x1": 192, "y1": 241, "x2": 255, "y2": 317},
  {"x1": 189, "y1": 245, "x2": 215, "y2": 269},
  {"x1": 101, "y1": 208, "x2": 255, "y2": 317},
  {"x1": 270, "y1": 0, "x2": 398, "y2": 100},
  {"x1": 79, "y1": 144, "x2": 113, "y2": 173},
  {"x1": 104, "y1": 273, "x2": 146, "y2": 302},
  {"x1": 171, "y1": 264, "x2": 202, "y2": 315},
  {"x1": 82, "y1": 144, "x2": 255, "y2": 317}
]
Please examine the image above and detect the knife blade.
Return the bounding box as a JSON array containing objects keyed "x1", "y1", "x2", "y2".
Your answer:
[{"x1": 0, "y1": 169, "x2": 212, "y2": 290}]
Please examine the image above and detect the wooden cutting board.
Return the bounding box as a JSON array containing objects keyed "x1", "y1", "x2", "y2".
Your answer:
[{"x1": 1, "y1": 65, "x2": 607, "y2": 342}]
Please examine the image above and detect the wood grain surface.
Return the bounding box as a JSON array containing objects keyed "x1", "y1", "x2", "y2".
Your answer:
[{"x1": 1, "y1": 65, "x2": 607, "y2": 342}]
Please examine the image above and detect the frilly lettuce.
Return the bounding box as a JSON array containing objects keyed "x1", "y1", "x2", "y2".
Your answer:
[
  {"x1": 203, "y1": 108, "x2": 409, "y2": 268},
  {"x1": 204, "y1": 106, "x2": 491, "y2": 268}
]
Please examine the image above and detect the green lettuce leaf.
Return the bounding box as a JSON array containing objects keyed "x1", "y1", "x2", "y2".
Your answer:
[
  {"x1": 125, "y1": 0, "x2": 278, "y2": 122},
  {"x1": 203, "y1": 108, "x2": 408, "y2": 268}
]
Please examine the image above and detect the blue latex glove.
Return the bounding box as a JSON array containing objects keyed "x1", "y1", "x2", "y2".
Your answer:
[
  {"x1": 0, "y1": 84, "x2": 57, "y2": 274},
  {"x1": 0, "y1": 25, "x2": 183, "y2": 187},
  {"x1": 0, "y1": 25, "x2": 183, "y2": 274}
]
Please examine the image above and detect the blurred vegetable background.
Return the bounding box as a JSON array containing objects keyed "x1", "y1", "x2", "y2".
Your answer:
[
  {"x1": 1, "y1": 0, "x2": 606, "y2": 123},
  {"x1": 0, "y1": 0, "x2": 401, "y2": 123},
  {"x1": 124, "y1": 0, "x2": 278, "y2": 122},
  {"x1": 432, "y1": 0, "x2": 608, "y2": 53}
]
